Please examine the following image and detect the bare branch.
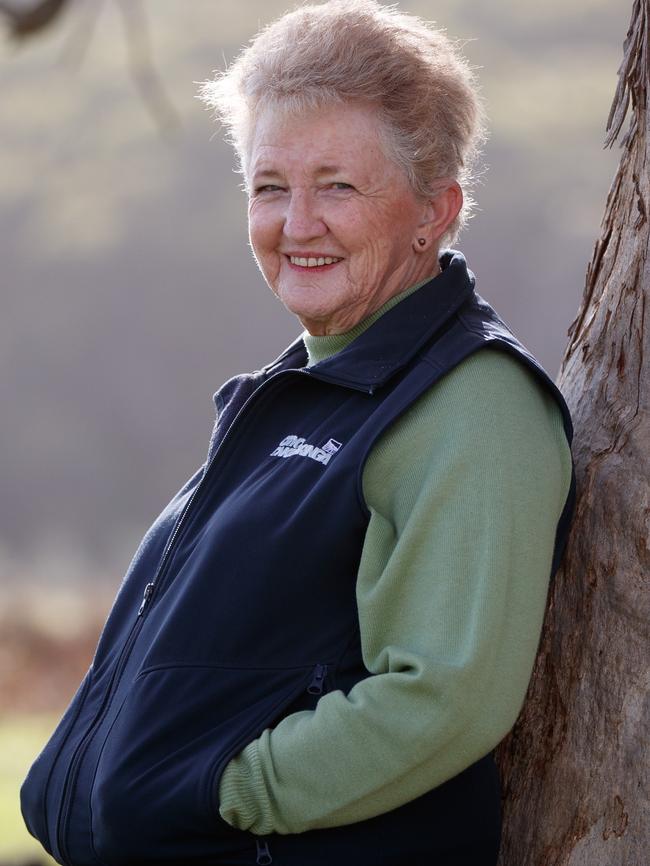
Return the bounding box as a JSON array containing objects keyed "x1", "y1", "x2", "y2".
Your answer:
[
  {"x1": 0, "y1": 0, "x2": 72, "y2": 40},
  {"x1": 59, "y1": 0, "x2": 105, "y2": 70},
  {"x1": 116, "y1": 0, "x2": 181, "y2": 138}
]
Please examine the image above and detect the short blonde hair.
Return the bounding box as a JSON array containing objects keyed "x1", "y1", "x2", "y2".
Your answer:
[{"x1": 198, "y1": 0, "x2": 487, "y2": 244}]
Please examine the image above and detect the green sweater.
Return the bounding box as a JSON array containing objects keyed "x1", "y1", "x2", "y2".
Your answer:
[{"x1": 218, "y1": 279, "x2": 573, "y2": 835}]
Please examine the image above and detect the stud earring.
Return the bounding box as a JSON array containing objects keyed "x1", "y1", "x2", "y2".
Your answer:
[{"x1": 417, "y1": 238, "x2": 426, "y2": 247}]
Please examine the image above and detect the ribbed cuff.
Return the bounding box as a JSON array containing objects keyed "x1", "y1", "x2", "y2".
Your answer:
[{"x1": 218, "y1": 739, "x2": 273, "y2": 834}]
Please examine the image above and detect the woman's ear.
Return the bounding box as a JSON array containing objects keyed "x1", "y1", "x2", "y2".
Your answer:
[{"x1": 413, "y1": 179, "x2": 463, "y2": 252}]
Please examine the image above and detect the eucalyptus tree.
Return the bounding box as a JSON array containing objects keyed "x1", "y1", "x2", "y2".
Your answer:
[{"x1": 497, "y1": 3, "x2": 649, "y2": 863}]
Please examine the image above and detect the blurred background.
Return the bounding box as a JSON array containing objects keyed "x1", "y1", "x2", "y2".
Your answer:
[{"x1": 0, "y1": 0, "x2": 623, "y2": 862}]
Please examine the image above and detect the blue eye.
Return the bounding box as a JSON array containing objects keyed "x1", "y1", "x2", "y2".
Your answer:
[
  {"x1": 255, "y1": 184, "x2": 284, "y2": 193},
  {"x1": 331, "y1": 182, "x2": 353, "y2": 190}
]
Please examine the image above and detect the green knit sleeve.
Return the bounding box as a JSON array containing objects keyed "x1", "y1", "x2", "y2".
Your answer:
[{"x1": 217, "y1": 347, "x2": 573, "y2": 835}]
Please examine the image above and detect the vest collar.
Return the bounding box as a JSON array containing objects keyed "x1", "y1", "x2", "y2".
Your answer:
[{"x1": 264, "y1": 249, "x2": 476, "y2": 394}]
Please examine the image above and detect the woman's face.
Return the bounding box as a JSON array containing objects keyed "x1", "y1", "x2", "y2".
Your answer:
[{"x1": 247, "y1": 101, "x2": 438, "y2": 336}]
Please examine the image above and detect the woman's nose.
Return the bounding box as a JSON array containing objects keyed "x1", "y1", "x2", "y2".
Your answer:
[{"x1": 283, "y1": 190, "x2": 327, "y2": 241}]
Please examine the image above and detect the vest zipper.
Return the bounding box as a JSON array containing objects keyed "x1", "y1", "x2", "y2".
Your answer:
[
  {"x1": 307, "y1": 662, "x2": 328, "y2": 694},
  {"x1": 54, "y1": 370, "x2": 305, "y2": 864},
  {"x1": 255, "y1": 837, "x2": 272, "y2": 864},
  {"x1": 137, "y1": 581, "x2": 155, "y2": 616}
]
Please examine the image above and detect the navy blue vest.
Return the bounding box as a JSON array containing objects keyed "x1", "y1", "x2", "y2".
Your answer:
[{"x1": 21, "y1": 251, "x2": 575, "y2": 866}]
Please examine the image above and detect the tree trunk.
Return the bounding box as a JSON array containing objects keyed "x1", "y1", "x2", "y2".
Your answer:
[{"x1": 496, "y1": 2, "x2": 650, "y2": 864}]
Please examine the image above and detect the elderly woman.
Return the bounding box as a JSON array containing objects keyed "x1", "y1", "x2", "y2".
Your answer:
[{"x1": 21, "y1": 3, "x2": 575, "y2": 865}]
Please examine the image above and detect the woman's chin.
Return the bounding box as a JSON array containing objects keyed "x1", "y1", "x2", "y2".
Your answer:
[{"x1": 275, "y1": 288, "x2": 340, "y2": 330}]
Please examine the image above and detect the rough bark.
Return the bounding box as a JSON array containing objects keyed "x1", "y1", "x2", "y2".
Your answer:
[{"x1": 496, "y1": 2, "x2": 650, "y2": 864}]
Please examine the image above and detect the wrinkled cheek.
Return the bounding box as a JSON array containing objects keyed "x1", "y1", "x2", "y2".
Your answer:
[
  {"x1": 261, "y1": 257, "x2": 283, "y2": 294},
  {"x1": 349, "y1": 246, "x2": 386, "y2": 291},
  {"x1": 247, "y1": 209, "x2": 271, "y2": 254},
  {"x1": 248, "y1": 228, "x2": 281, "y2": 289},
  {"x1": 247, "y1": 247, "x2": 278, "y2": 293},
  {"x1": 270, "y1": 255, "x2": 288, "y2": 292}
]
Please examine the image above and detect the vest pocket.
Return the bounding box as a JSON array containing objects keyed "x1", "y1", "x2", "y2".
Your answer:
[
  {"x1": 89, "y1": 662, "x2": 326, "y2": 865},
  {"x1": 208, "y1": 662, "x2": 329, "y2": 818}
]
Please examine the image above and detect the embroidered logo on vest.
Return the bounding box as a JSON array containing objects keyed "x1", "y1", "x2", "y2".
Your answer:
[{"x1": 270, "y1": 434, "x2": 342, "y2": 465}]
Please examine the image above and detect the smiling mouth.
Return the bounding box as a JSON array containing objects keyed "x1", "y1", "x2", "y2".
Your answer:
[{"x1": 287, "y1": 255, "x2": 343, "y2": 268}]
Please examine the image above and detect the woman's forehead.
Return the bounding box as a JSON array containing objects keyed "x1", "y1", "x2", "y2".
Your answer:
[{"x1": 248, "y1": 102, "x2": 392, "y2": 177}]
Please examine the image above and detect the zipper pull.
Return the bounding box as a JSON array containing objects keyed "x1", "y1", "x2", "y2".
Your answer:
[
  {"x1": 256, "y1": 837, "x2": 272, "y2": 864},
  {"x1": 307, "y1": 663, "x2": 328, "y2": 695},
  {"x1": 137, "y1": 582, "x2": 155, "y2": 617}
]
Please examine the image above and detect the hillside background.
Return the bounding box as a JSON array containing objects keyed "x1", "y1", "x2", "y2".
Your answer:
[{"x1": 0, "y1": 0, "x2": 623, "y2": 862}]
